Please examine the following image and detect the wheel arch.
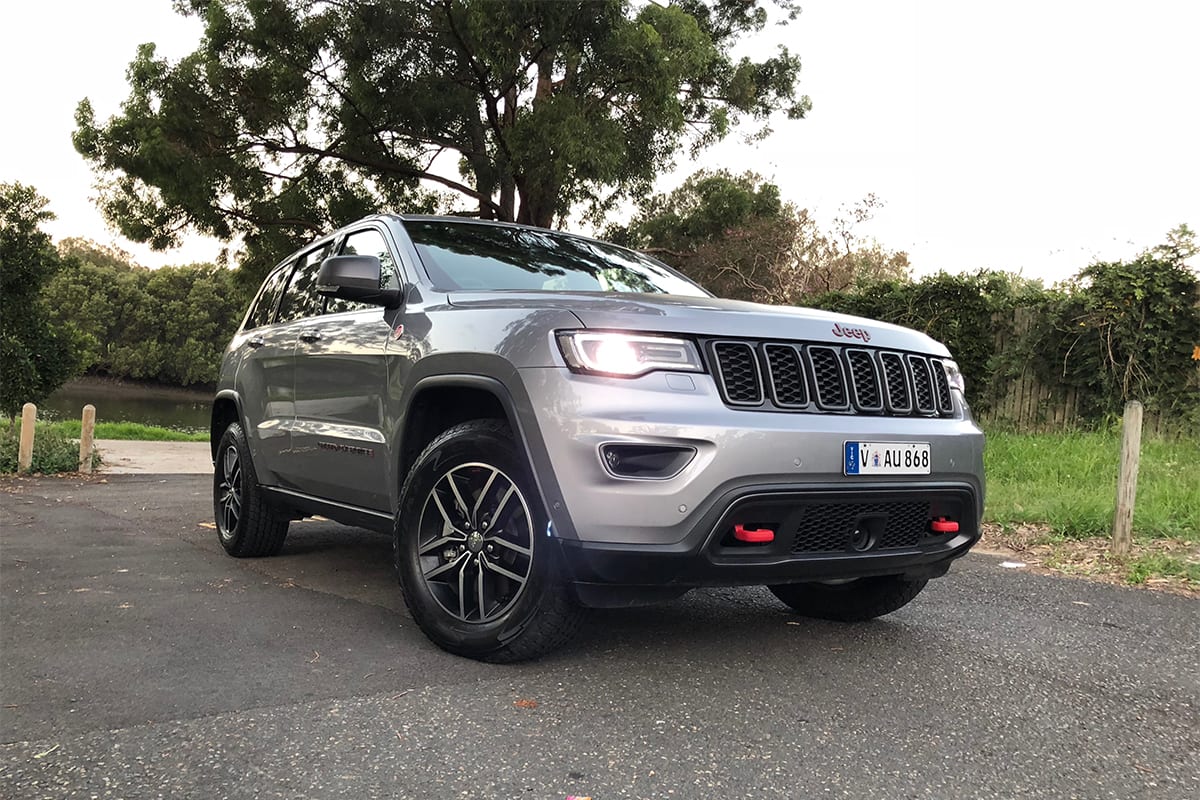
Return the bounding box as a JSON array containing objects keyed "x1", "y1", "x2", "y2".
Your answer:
[
  {"x1": 395, "y1": 372, "x2": 579, "y2": 542},
  {"x1": 210, "y1": 391, "x2": 243, "y2": 464}
]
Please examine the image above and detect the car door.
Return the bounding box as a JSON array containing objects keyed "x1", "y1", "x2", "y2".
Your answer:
[
  {"x1": 265, "y1": 244, "x2": 332, "y2": 492},
  {"x1": 290, "y1": 226, "x2": 403, "y2": 511},
  {"x1": 234, "y1": 261, "x2": 297, "y2": 486}
]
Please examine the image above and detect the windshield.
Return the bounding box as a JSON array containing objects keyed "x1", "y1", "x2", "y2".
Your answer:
[{"x1": 402, "y1": 220, "x2": 709, "y2": 297}]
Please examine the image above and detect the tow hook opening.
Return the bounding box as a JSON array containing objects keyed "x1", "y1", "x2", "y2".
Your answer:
[{"x1": 848, "y1": 516, "x2": 884, "y2": 552}]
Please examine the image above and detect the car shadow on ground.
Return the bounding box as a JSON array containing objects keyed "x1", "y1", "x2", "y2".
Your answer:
[{"x1": 205, "y1": 520, "x2": 947, "y2": 669}]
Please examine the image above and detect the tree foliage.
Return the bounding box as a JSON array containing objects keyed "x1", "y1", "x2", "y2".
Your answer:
[
  {"x1": 75, "y1": 0, "x2": 810, "y2": 285},
  {"x1": 612, "y1": 170, "x2": 909, "y2": 303},
  {"x1": 812, "y1": 227, "x2": 1200, "y2": 427},
  {"x1": 1029, "y1": 228, "x2": 1200, "y2": 421},
  {"x1": 811, "y1": 270, "x2": 1042, "y2": 412},
  {"x1": 0, "y1": 184, "x2": 81, "y2": 420},
  {"x1": 41, "y1": 241, "x2": 247, "y2": 387}
]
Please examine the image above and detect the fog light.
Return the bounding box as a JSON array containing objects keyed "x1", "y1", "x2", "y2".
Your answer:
[{"x1": 599, "y1": 444, "x2": 695, "y2": 479}]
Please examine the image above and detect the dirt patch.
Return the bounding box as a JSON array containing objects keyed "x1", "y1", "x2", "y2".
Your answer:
[{"x1": 977, "y1": 522, "x2": 1200, "y2": 598}]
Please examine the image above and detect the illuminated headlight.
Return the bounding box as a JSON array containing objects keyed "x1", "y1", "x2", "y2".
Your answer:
[
  {"x1": 557, "y1": 331, "x2": 704, "y2": 377},
  {"x1": 942, "y1": 359, "x2": 966, "y2": 393}
]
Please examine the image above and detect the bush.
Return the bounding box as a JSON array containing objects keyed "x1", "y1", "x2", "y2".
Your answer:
[
  {"x1": 0, "y1": 426, "x2": 100, "y2": 474},
  {"x1": 807, "y1": 235, "x2": 1200, "y2": 431},
  {"x1": 1029, "y1": 253, "x2": 1200, "y2": 422},
  {"x1": 809, "y1": 271, "x2": 1042, "y2": 413}
]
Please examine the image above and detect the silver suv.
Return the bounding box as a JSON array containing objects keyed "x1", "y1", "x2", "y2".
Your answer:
[{"x1": 212, "y1": 215, "x2": 985, "y2": 661}]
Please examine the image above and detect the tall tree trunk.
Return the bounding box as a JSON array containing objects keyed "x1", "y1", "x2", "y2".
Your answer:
[
  {"x1": 516, "y1": 50, "x2": 560, "y2": 228},
  {"x1": 465, "y1": 114, "x2": 494, "y2": 219},
  {"x1": 499, "y1": 85, "x2": 519, "y2": 221}
]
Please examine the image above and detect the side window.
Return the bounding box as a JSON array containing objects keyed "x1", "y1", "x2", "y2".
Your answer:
[
  {"x1": 326, "y1": 228, "x2": 401, "y2": 314},
  {"x1": 276, "y1": 245, "x2": 330, "y2": 324},
  {"x1": 245, "y1": 263, "x2": 291, "y2": 329}
]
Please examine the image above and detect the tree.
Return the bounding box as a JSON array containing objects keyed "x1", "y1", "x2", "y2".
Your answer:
[
  {"x1": 0, "y1": 184, "x2": 81, "y2": 420},
  {"x1": 42, "y1": 242, "x2": 247, "y2": 388},
  {"x1": 75, "y1": 0, "x2": 811, "y2": 284},
  {"x1": 613, "y1": 170, "x2": 909, "y2": 304},
  {"x1": 1056, "y1": 235, "x2": 1200, "y2": 418}
]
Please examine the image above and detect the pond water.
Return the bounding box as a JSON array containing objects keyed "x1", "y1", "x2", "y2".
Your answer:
[{"x1": 40, "y1": 379, "x2": 212, "y2": 433}]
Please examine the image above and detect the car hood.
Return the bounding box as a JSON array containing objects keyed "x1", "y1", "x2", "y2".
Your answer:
[{"x1": 445, "y1": 291, "x2": 950, "y2": 355}]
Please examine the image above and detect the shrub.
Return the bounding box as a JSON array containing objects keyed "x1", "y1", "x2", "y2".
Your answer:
[{"x1": 0, "y1": 426, "x2": 100, "y2": 474}]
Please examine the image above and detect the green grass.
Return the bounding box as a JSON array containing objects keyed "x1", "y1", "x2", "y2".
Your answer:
[
  {"x1": 5, "y1": 418, "x2": 207, "y2": 443},
  {"x1": 984, "y1": 431, "x2": 1200, "y2": 541},
  {"x1": 1126, "y1": 553, "x2": 1200, "y2": 585},
  {"x1": 46, "y1": 420, "x2": 208, "y2": 442}
]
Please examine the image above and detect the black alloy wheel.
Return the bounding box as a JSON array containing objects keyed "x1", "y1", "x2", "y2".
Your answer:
[
  {"x1": 396, "y1": 419, "x2": 583, "y2": 662},
  {"x1": 216, "y1": 442, "x2": 243, "y2": 542},
  {"x1": 416, "y1": 461, "x2": 536, "y2": 623}
]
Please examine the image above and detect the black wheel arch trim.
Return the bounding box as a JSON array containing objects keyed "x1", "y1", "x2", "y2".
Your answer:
[
  {"x1": 393, "y1": 356, "x2": 580, "y2": 543},
  {"x1": 210, "y1": 389, "x2": 245, "y2": 465}
]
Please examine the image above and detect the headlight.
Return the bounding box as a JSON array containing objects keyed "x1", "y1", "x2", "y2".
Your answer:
[
  {"x1": 942, "y1": 359, "x2": 966, "y2": 393},
  {"x1": 557, "y1": 331, "x2": 704, "y2": 378}
]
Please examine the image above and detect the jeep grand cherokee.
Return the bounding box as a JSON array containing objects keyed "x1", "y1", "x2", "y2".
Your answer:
[{"x1": 212, "y1": 215, "x2": 985, "y2": 661}]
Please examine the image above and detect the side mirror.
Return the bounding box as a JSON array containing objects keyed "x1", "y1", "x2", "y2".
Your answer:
[{"x1": 316, "y1": 255, "x2": 403, "y2": 308}]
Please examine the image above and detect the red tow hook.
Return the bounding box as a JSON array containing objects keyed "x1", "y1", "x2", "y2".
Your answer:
[
  {"x1": 930, "y1": 517, "x2": 959, "y2": 534},
  {"x1": 733, "y1": 524, "x2": 775, "y2": 543}
]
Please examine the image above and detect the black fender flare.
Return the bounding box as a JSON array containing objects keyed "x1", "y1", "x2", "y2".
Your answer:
[{"x1": 393, "y1": 358, "x2": 580, "y2": 542}]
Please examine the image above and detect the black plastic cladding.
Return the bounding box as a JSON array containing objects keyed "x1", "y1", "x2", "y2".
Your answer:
[
  {"x1": 707, "y1": 339, "x2": 957, "y2": 417},
  {"x1": 879, "y1": 352, "x2": 912, "y2": 412},
  {"x1": 712, "y1": 341, "x2": 763, "y2": 405},
  {"x1": 764, "y1": 344, "x2": 808, "y2": 406},
  {"x1": 792, "y1": 500, "x2": 932, "y2": 553}
]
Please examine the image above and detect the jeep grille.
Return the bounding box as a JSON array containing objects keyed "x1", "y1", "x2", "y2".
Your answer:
[{"x1": 707, "y1": 340, "x2": 956, "y2": 417}]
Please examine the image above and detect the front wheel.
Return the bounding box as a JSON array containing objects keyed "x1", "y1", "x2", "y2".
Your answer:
[
  {"x1": 395, "y1": 419, "x2": 584, "y2": 662},
  {"x1": 768, "y1": 575, "x2": 928, "y2": 622}
]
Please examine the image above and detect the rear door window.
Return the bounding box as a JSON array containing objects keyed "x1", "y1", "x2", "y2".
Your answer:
[
  {"x1": 244, "y1": 263, "x2": 292, "y2": 329},
  {"x1": 276, "y1": 245, "x2": 331, "y2": 324}
]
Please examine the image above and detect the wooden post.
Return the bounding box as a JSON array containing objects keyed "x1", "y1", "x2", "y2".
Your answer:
[
  {"x1": 1112, "y1": 400, "x2": 1143, "y2": 557},
  {"x1": 79, "y1": 404, "x2": 96, "y2": 474},
  {"x1": 18, "y1": 403, "x2": 36, "y2": 473}
]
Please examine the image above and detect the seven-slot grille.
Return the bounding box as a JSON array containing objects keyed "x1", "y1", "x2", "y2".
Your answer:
[{"x1": 709, "y1": 340, "x2": 956, "y2": 417}]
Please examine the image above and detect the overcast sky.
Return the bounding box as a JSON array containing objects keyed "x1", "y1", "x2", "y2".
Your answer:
[{"x1": 2, "y1": 1, "x2": 1197, "y2": 284}]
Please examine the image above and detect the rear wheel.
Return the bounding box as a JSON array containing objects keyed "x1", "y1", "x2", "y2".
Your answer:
[
  {"x1": 214, "y1": 422, "x2": 290, "y2": 557},
  {"x1": 768, "y1": 575, "x2": 928, "y2": 621},
  {"x1": 395, "y1": 419, "x2": 583, "y2": 662}
]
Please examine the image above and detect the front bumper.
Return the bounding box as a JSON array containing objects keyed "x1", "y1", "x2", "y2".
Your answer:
[
  {"x1": 555, "y1": 483, "x2": 979, "y2": 607},
  {"x1": 519, "y1": 366, "x2": 985, "y2": 603}
]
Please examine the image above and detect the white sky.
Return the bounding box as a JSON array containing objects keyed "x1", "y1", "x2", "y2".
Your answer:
[{"x1": 1, "y1": 1, "x2": 1197, "y2": 284}]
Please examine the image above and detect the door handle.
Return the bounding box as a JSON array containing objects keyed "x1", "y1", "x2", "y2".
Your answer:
[
  {"x1": 247, "y1": 336, "x2": 265, "y2": 349},
  {"x1": 299, "y1": 330, "x2": 322, "y2": 343}
]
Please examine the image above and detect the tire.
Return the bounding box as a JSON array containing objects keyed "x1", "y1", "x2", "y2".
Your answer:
[
  {"x1": 213, "y1": 422, "x2": 290, "y2": 557},
  {"x1": 395, "y1": 419, "x2": 584, "y2": 662},
  {"x1": 768, "y1": 575, "x2": 928, "y2": 622}
]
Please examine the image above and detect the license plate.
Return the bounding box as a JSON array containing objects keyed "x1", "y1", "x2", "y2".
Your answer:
[{"x1": 844, "y1": 442, "x2": 931, "y2": 475}]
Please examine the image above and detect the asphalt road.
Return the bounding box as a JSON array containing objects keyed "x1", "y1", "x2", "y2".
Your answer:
[{"x1": 2, "y1": 475, "x2": 1197, "y2": 799}]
